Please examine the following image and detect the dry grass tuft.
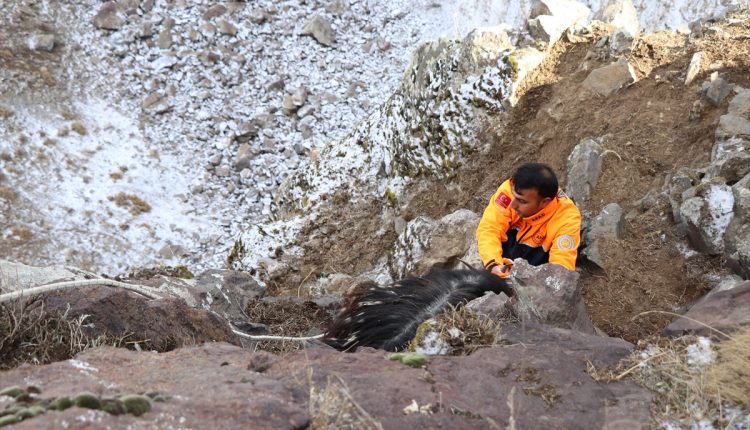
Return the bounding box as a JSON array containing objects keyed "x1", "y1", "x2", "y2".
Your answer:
[
  {"x1": 109, "y1": 192, "x2": 152, "y2": 216},
  {"x1": 589, "y1": 326, "x2": 750, "y2": 427},
  {"x1": 70, "y1": 121, "x2": 87, "y2": 136},
  {"x1": 0, "y1": 297, "x2": 121, "y2": 370},
  {"x1": 433, "y1": 305, "x2": 516, "y2": 355},
  {"x1": 244, "y1": 299, "x2": 331, "y2": 355},
  {"x1": 309, "y1": 374, "x2": 383, "y2": 430}
]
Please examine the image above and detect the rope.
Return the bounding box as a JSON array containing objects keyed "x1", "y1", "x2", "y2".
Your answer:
[{"x1": 0, "y1": 279, "x2": 162, "y2": 303}]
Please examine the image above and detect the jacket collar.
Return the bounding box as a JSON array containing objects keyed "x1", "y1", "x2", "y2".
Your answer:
[{"x1": 522, "y1": 195, "x2": 560, "y2": 225}]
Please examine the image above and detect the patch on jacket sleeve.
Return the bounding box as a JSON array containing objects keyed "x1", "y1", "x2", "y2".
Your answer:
[
  {"x1": 495, "y1": 192, "x2": 511, "y2": 208},
  {"x1": 556, "y1": 234, "x2": 575, "y2": 250}
]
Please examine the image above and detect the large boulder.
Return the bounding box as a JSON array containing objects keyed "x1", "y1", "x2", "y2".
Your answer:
[
  {"x1": 566, "y1": 137, "x2": 604, "y2": 210},
  {"x1": 594, "y1": 0, "x2": 640, "y2": 37},
  {"x1": 509, "y1": 259, "x2": 596, "y2": 334},
  {"x1": 389, "y1": 209, "x2": 481, "y2": 279},
  {"x1": 679, "y1": 180, "x2": 735, "y2": 255},
  {"x1": 45, "y1": 286, "x2": 238, "y2": 350},
  {"x1": 664, "y1": 282, "x2": 750, "y2": 337}
]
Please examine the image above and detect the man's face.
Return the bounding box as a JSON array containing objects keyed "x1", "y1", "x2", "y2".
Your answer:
[{"x1": 510, "y1": 185, "x2": 552, "y2": 218}]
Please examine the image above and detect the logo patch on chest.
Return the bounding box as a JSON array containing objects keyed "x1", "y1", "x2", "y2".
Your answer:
[
  {"x1": 533, "y1": 233, "x2": 545, "y2": 244},
  {"x1": 495, "y1": 192, "x2": 511, "y2": 208}
]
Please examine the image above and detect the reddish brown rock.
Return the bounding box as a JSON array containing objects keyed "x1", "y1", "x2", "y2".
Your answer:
[
  {"x1": 2, "y1": 344, "x2": 307, "y2": 429},
  {"x1": 664, "y1": 282, "x2": 750, "y2": 337},
  {"x1": 46, "y1": 286, "x2": 238, "y2": 350}
]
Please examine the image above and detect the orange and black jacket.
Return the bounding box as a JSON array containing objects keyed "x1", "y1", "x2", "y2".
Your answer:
[{"x1": 477, "y1": 179, "x2": 582, "y2": 271}]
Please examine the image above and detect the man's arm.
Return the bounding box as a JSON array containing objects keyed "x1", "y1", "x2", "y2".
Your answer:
[
  {"x1": 476, "y1": 180, "x2": 514, "y2": 270},
  {"x1": 548, "y1": 208, "x2": 582, "y2": 270}
]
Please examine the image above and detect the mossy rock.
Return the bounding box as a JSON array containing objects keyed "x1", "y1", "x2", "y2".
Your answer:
[
  {"x1": 0, "y1": 386, "x2": 24, "y2": 398},
  {"x1": 48, "y1": 396, "x2": 73, "y2": 411},
  {"x1": 0, "y1": 414, "x2": 21, "y2": 427},
  {"x1": 389, "y1": 352, "x2": 430, "y2": 367},
  {"x1": 120, "y1": 395, "x2": 152, "y2": 417},
  {"x1": 100, "y1": 398, "x2": 126, "y2": 415},
  {"x1": 73, "y1": 392, "x2": 101, "y2": 410},
  {"x1": 16, "y1": 405, "x2": 44, "y2": 419}
]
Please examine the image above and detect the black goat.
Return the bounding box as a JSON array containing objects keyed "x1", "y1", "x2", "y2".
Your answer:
[{"x1": 323, "y1": 269, "x2": 514, "y2": 352}]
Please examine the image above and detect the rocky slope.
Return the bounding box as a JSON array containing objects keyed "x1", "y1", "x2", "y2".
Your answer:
[{"x1": 1, "y1": 0, "x2": 749, "y2": 429}]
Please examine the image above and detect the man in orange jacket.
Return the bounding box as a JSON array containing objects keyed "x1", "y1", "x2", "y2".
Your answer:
[{"x1": 477, "y1": 163, "x2": 582, "y2": 278}]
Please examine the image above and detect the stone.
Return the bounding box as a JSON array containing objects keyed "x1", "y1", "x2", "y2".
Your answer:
[
  {"x1": 595, "y1": 0, "x2": 640, "y2": 37},
  {"x1": 281, "y1": 94, "x2": 298, "y2": 115},
  {"x1": 664, "y1": 282, "x2": 750, "y2": 336},
  {"x1": 27, "y1": 34, "x2": 55, "y2": 51},
  {"x1": 728, "y1": 87, "x2": 750, "y2": 117},
  {"x1": 527, "y1": 0, "x2": 591, "y2": 44},
  {"x1": 93, "y1": 1, "x2": 126, "y2": 30},
  {"x1": 466, "y1": 291, "x2": 512, "y2": 318},
  {"x1": 296, "y1": 104, "x2": 315, "y2": 118},
  {"x1": 609, "y1": 28, "x2": 634, "y2": 54},
  {"x1": 215, "y1": 165, "x2": 231, "y2": 177},
  {"x1": 509, "y1": 259, "x2": 596, "y2": 334},
  {"x1": 566, "y1": 137, "x2": 603, "y2": 209},
  {"x1": 724, "y1": 220, "x2": 750, "y2": 277},
  {"x1": 702, "y1": 73, "x2": 733, "y2": 106},
  {"x1": 706, "y1": 274, "x2": 745, "y2": 298},
  {"x1": 716, "y1": 114, "x2": 750, "y2": 140},
  {"x1": 235, "y1": 121, "x2": 259, "y2": 142},
  {"x1": 680, "y1": 180, "x2": 734, "y2": 255},
  {"x1": 389, "y1": 209, "x2": 481, "y2": 279},
  {"x1": 44, "y1": 287, "x2": 237, "y2": 350},
  {"x1": 666, "y1": 169, "x2": 699, "y2": 225},
  {"x1": 582, "y1": 60, "x2": 637, "y2": 96},
  {"x1": 292, "y1": 86, "x2": 308, "y2": 107},
  {"x1": 217, "y1": 20, "x2": 238, "y2": 36},
  {"x1": 685, "y1": 52, "x2": 704, "y2": 85},
  {"x1": 301, "y1": 14, "x2": 336, "y2": 46},
  {"x1": 203, "y1": 4, "x2": 227, "y2": 20},
  {"x1": 582, "y1": 203, "x2": 624, "y2": 269},
  {"x1": 0, "y1": 260, "x2": 95, "y2": 292},
  {"x1": 157, "y1": 28, "x2": 172, "y2": 49},
  {"x1": 234, "y1": 143, "x2": 253, "y2": 171}
]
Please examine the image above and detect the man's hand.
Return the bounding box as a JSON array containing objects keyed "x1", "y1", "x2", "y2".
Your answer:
[{"x1": 490, "y1": 258, "x2": 514, "y2": 278}]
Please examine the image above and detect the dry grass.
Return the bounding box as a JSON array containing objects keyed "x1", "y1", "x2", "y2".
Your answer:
[
  {"x1": 589, "y1": 327, "x2": 750, "y2": 427},
  {"x1": 244, "y1": 299, "x2": 331, "y2": 355},
  {"x1": 433, "y1": 305, "x2": 516, "y2": 355},
  {"x1": 0, "y1": 297, "x2": 121, "y2": 370},
  {"x1": 309, "y1": 374, "x2": 383, "y2": 430},
  {"x1": 109, "y1": 192, "x2": 152, "y2": 216}
]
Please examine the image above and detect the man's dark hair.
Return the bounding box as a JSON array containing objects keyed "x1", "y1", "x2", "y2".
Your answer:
[{"x1": 511, "y1": 163, "x2": 558, "y2": 199}]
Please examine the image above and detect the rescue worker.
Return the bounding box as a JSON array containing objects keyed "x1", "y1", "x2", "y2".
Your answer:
[{"x1": 477, "y1": 162, "x2": 582, "y2": 278}]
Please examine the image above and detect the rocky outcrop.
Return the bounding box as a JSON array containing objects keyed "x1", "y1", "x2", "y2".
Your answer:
[
  {"x1": 45, "y1": 286, "x2": 238, "y2": 350},
  {"x1": 664, "y1": 282, "x2": 750, "y2": 337},
  {"x1": 0, "y1": 331, "x2": 651, "y2": 429}
]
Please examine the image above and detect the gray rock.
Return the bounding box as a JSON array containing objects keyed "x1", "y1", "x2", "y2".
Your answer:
[
  {"x1": 301, "y1": 14, "x2": 336, "y2": 46},
  {"x1": 724, "y1": 174, "x2": 750, "y2": 276},
  {"x1": 93, "y1": 1, "x2": 126, "y2": 30},
  {"x1": 292, "y1": 86, "x2": 308, "y2": 107},
  {"x1": 595, "y1": 0, "x2": 640, "y2": 37},
  {"x1": 466, "y1": 291, "x2": 512, "y2": 319},
  {"x1": 680, "y1": 180, "x2": 734, "y2": 255},
  {"x1": 234, "y1": 143, "x2": 253, "y2": 171},
  {"x1": 716, "y1": 114, "x2": 750, "y2": 140},
  {"x1": 215, "y1": 165, "x2": 231, "y2": 177},
  {"x1": 217, "y1": 20, "x2": 238, "y2": 36},
  {"x1": 390, "y1": 209, "x2": 481, "y2": 279},
  {"x1": 296, "y1": 104, "x2": 315, "y2": 118},
  {"x1": 685, "y1": 52, "x2": 704, "y2": 85},
  {"x1": 140, "y1": 20, "x2": 154, "y2": 38},
  {"x1": 236, "y1": 121, "x2": 259, "y2": 142},
  {"x1": 152, "y1": 55, "x2": 178, "y2": 71},
  {"x1": 702, "y1": 73, "x2": 733, "y2": 106},
  {"x1": 582, "y1": 203, "x2": 624, "y2": 269},
  {"x1": 281, "y1": 94, "x2": 298, "y2": 116},
  {"x1": 707, "y1": 274, "x2": 746, "y2": 298},
  {"x1": 203, "y1": 4, "x2": 227, "y2": 20},
  {"x1": 664, "y1": 282, "x2": 750, "y2": 336},
  {"x1": 0, "y1": 260, "x2": 95, "y2": 292},
  {"x1": 566, "y1": 137, "x2": 603, "y2": 209},
  {"x1": 582, "y1": 60, "x2": 637, "y2": 96},
  {"x1": 527, "y1": 0, "x2": 591, "y2": 44},
  {"x1": 666, "y1": 169, "x2": 699, "y2": 225},
  {"x1": 609, "y1": 28, "x2": 634, "y2": 54},
  {"x1": 157, "y1": 28, "x2": 172, "y2": 49},
  {"x1": 510, "y1": 259, "x2": 596, "y2": 334},
  {"x1": 27, "y1": 34, "x2": 56, "y2": 51},
  {"x1": 728, "y1": 87, "x2": 750, "y2": 117}
]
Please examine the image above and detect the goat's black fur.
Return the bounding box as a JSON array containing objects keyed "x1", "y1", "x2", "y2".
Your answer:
[{"x1": 323, "y1": 269, "x2": 514, "y2": 352}]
